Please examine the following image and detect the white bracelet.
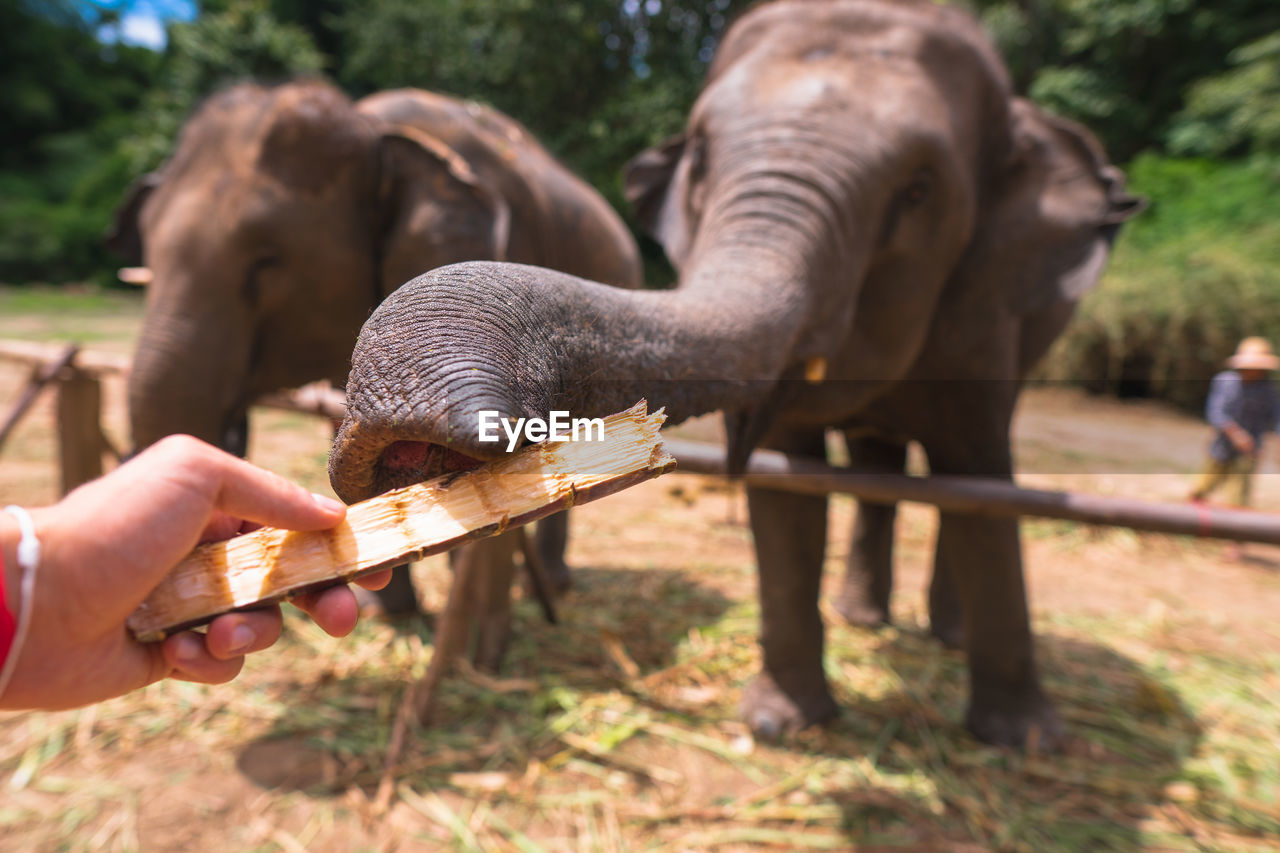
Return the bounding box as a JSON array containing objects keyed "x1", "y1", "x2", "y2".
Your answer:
[{"x1": 0, "y1": 505, "x2": 41, "y2": 701}]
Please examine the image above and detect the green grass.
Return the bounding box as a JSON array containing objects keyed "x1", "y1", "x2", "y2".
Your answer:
[
  {"x1": 0, "y1": 283, "x2": 141, "y2": 315},
  {"x1": 0, "y1": 283, "x2": 143, "y2": 348}
]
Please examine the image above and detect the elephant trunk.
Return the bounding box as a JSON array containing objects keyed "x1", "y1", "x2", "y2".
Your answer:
[
  {"x1": 329, "y1": 154, "x2": 867, "y2": 501},
  {"x1": 330, "y1": 216, "x2": 843, "y2": 502},
  {"x1": 129, "y1": 298, "x2": 252, "y2": 454}
]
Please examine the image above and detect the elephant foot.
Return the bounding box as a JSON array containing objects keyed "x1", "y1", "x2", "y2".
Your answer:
[
  {"x1": 928, "y1": 583, "x2": 966, "y2": 649},
  {"x1": 471, "y1": 615, "x2": 512, "y2": 673},
  {"x1": 740, "y1": 672, "x2": 838, "y2": 739},
  {"x1": 928, "y1": 587, "x2": 965, "y2": 649},
  {"x1": 545, "y1": 559, "x2": 572, "y2": 594},
  {"x1": 928, "y1": 618, "x2": 966, "y2": 650},
  {"x1": 966, "y1": 684, "x2": 1064, "y2": 751},
  {"x1": 525, "y1": 558, "x2": 571, "y2": 596},
  {"x1": 832, "y1": 591, "x2": 888, "y2": 628}
]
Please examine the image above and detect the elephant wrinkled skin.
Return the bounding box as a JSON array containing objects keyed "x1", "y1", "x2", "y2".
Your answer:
[
  {"x1": 110, "y1": 80, "x2": 641, "y2": 615},
  {"x1": 328, "y1": 0, "x2": 1143, "y2": 748}
]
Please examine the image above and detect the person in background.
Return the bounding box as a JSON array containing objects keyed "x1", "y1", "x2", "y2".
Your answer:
[
  {"x1": 1189, "y1": 337, "x2": 1280, "y2": 556},
  {"x1": 0, "y1": 435, "x2": 391, "y2": 710}
]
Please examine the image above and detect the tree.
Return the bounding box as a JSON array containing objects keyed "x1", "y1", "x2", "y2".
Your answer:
[
  {"x1": 1169, "y1": 31, "x2": 1280, "y2": 157},
  {"x1": 0, "y1": 0, "x2": 160, "y2": 283},
  {"x1": 0, "y1": 0, "x2": 326, "y2": 283},
  {"x1": 124, "y1": 0, "x2": 326, "y2": 171},
  {"x1": 331, "y1": 0, "x2": 745, "y2": 209},
  {"x1": 969, "y1": 0, "x2": 1280, "y2": 159},
  {"x1": 0, "y1": 0, "x2": 158, "y2": 171}
]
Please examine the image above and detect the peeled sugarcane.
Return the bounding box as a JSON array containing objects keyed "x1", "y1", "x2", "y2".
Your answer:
[{"x1": 127, "y1": 401, "x2": 674, "y2": 642}]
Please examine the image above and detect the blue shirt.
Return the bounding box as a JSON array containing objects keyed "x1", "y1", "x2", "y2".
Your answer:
[{"x1": 1205, "y1": 370, "x2": 1280, "y2": 461}]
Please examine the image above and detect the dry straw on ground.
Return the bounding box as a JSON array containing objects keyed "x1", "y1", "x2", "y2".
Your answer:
[{"x1": 1, "y1": 287, "x2": 1278, "y2": 851}]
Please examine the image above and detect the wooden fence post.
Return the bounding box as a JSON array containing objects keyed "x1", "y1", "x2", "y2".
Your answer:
[
  {"x1": 57, "y1": 367, "x2": 105, "y2": 495},
  {"x1": 0, "y1": 344, "x2": 79, "y2": 451}
]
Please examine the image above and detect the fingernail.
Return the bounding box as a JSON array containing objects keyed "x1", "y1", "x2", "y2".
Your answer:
[
  {"x1": 173, "y1": 633, "x2": 202, "y2": 663},
  {"x1": 311, "y1": 492, "x2": 347, "y2": 514},
  {"x1": 228, "y1": 624, "x2": 255, "y2": 655}
]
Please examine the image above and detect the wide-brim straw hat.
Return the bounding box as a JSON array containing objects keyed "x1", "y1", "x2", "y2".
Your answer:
[{"x1": 1226, "y1": 336, "x2": 1280, "y2": 370}]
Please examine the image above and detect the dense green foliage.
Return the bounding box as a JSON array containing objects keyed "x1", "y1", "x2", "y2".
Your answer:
[
  {"x1": 0, "y1": 0, "x2": 322, "y2": 284},
  {"x1": 1170, "y1": 31, "x2": 1280, "y2": 157},
  {"x1": 0, "y1": 0, "x2": 158, "y2": 282},
  {"x1": 121, "y1": 0, "x2": 326, "y2": 171},
  {"x1": 1, "y1": 0, "x2": 156, "y2": 171},
  {"x1": 971, "y1": 0, "x2": 1280, "y2": 161},
  {"x1": 965, "y1": 0, "x2": 1280, "y2": 396},
  {"x1": 332, "y1": 0, "x2": 735, "y2": 205},
  {"x1": 2, "y1": 0, "x2": 1278, "y2": 401},
  {"x1": 1046, "y1": 156, "x2": 1280, "y2": 402}
]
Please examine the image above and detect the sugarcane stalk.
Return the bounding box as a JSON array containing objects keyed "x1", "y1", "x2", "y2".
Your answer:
[{"x1": 128, "y1": 401, "x2": 673, "y2": 641}]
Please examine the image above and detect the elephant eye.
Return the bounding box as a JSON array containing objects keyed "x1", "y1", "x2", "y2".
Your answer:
[
  {"x1": 242, "y1": 254, "x2": 279, "y2": 305},
  {"x1": 680, "y1": 136, "x2": 711, "y2": 222},
  {"x1": 687, "y1": 139, "x2": 707, "y2": 183},
  {"x1": 877, "y1": 168, "x2": 935, "y2": 248},
  {"x1": 685, "y1": 137, "x2": 709, "y2": 216},
  {"x1": 900, "y1": 168, "x2": 933, "y2": 208}
]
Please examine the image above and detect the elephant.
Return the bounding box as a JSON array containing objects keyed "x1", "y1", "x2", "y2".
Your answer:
[
  {"x1": 325, "y1": 0, "x2": 1142, "y2": 747},
  {"x1": 107, "y1": 79, "x2": 641, "y2": 622}
]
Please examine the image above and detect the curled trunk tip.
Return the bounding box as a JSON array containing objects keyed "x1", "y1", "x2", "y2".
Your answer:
[{"x1": 329, "y1": 416, "x2": 387, "y2": 504}]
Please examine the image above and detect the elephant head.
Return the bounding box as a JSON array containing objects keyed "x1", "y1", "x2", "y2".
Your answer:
[
  {"x1": 108, "y1": 80, "x2": 511, "y2": 454},
  {"x1": 328, "y1": 0, "x2": 1141, "y2": 502}
]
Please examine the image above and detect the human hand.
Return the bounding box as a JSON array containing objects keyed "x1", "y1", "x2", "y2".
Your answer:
[
  {"x1": 0, "y1": 435, "x2": 391, "y2": 710},
  {"x1": 1226, "y1": 424, "x2": 1255, "y2": 455}
]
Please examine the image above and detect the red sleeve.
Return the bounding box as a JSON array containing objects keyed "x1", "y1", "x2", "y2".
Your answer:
[{"x1": 0, "y1": 547, "x2": 14, "y2": 670}]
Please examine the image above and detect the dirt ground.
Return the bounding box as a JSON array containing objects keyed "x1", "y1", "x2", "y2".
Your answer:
[{"x1": 1, "y1": 289, "x2": 1277, "y2": 851}]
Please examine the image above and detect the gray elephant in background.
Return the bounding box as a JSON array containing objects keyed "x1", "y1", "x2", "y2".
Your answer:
[
  {"x1": 326, "y1": 0, "x2": 1142, "y2": 747},
  {"x1": 108, "y1": 79, "x2": 641, "y2": 619}
]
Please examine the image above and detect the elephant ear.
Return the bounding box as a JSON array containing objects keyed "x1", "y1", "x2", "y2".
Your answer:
[
  {"x1": 105, "y1": 171, "x2": 163, "y2": 264},
  {"x1": 623, "y1": 132, "x2": 700, "y2": 270},
  {"x1": 377, "y1": 127, "x2": 511, "y2": 299},
  {"x1": 979, "y1": 99, "x2": 1144, "y2": 311},
  {"x1": 957, "y1": 98, "x2": 1144, "y2": 370}
]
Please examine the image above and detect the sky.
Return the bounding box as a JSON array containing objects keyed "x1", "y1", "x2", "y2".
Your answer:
[{"x1": 72, "y1": 0, "x2": 197, "y2": 50}]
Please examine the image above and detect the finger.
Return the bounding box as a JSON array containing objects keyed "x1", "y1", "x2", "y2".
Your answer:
[
  {"x1": 354, "y1": 569, "x2": 393, "y2": 591},
  {"x1": 211, "y1": 455, "x2": 347, "y2": 532},
  {"x1": 149, "y1": 439, "x2": 344, "y2": 532},
  {"x1": 205, "y1": 608, "x2": 283, "y2": 659},
  {"x1": 290, "y1": 586, "x2": 360, "y2": 638},
  {"x1": 160, "y1": 631, "x2": 247, "y2": 684}
]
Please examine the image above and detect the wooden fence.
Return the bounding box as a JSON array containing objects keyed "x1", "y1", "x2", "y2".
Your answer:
[
  {"x1": 4, "y1": 338, "x2": 1280, "y2": 545},
  {"x1": 0, "y1": 339, "x2": 343, "y2": 494}
]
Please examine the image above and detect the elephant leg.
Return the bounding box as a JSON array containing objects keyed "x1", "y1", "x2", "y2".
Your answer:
[
  {"x1": 534, "y1": 511, "x2": 572, "y2": 593},
  {"x1": 470, "y1": 532, "x2": 519, "y2": 673},
  {"x1": 740, "y1": 428, "x2": 838, "y2": 738},
  {"x1": 927, "y1": 530, "x2": 965, "y2": 649},
  {"x1": 833, "y1": 435, "x2": 907, "y2": 627},
  {"x1": 415, "y1": 546, "x2": 481, "y2": 724},
  {"x1": 414, "y1": 534, "x2": 519, "y2": 725},
  {"x1": 923, "y1": 434, "x2": 1062, "y2": 749}
]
